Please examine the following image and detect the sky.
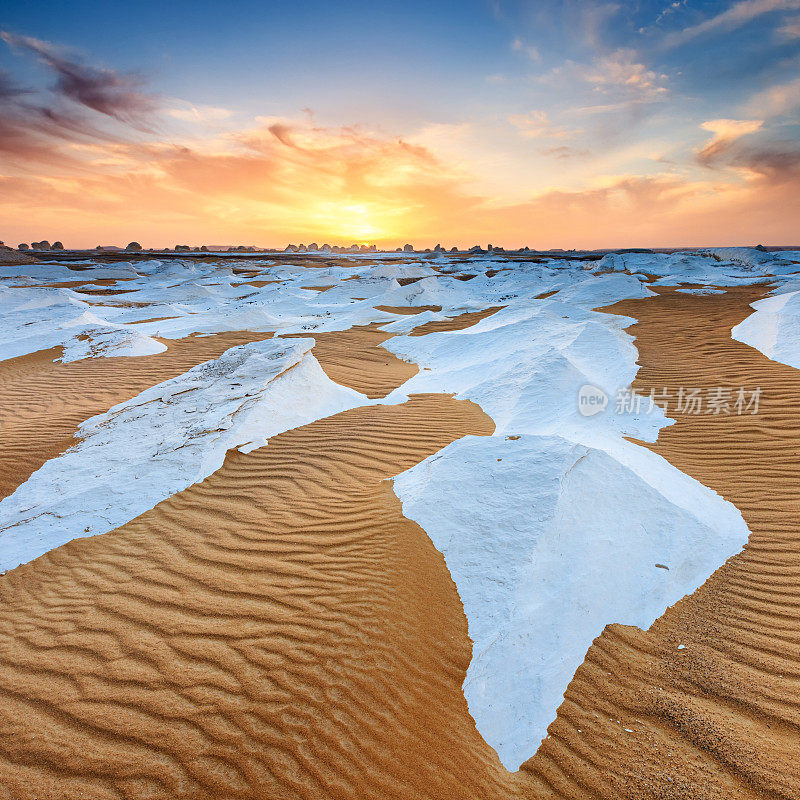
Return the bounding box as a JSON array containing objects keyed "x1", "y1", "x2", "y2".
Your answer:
[{"x1": 1, "y1": 0, "x2": 799, "y2": 248}]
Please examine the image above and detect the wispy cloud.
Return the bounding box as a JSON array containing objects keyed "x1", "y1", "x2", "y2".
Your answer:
[
  {"x1": 167, "y1": 104, "x2": 233, "y2": 123},
  {"x1": 745, "y1": 77, "x2": 800, "y2": 117},
  {"x1": 580, "y1": 50, "x2": 669, "y2": 99},
  {"x1": 511, "y1": 37, "x2": 541, "y2": 62},
  {"x1": 508, "y1": 110, "x2": 580, "y2": 139},
  {"x1": 534, "y1": 49, "x2": 669, "y2": 106},
  {"x1": 1, "y1": 31, "x2": 157, "y2": 126},
  {"x1": 777, "y1": 14, "x2": 800, "y2": 35},
  {"x1": 663, "y1": 0, "x2": 800, "y2": 47},
  {"x1": 697, "y1": 118, "x2": 764, "y2": 165}
]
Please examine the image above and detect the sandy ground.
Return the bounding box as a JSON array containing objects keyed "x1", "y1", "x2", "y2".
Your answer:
[
  {"x1": 0, "y1": 282, "x2": 798, "y2": 798},
  {"x1": 283, "y1": 324, "x2": 418, "y2": 399},
  {"x1": 0, "y1": 336, "x2": 507, "y2": 798},
  {"x1": 408, "y1": 306, "x2": 502, "y2": 336},
  {"x1": 521, "y1": 285, "x2": 800, "y2": 799},
  {"x1": 0, "y1": 332, "x2": 274, "y2": 500}
]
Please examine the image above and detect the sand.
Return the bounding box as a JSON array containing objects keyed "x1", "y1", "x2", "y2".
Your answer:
[
  {"x1": 1, "y1": 273, "x2": 799, "y2": 798},
  {"x1": 0, "y1": 391, "x2": 509, "y2": 799},
  {"x1": 521, "y1": 285, "x2": 800, "y2": 799},
  {"x1": 0, "y1": 332, "x2": 273, "y2": 500},
  {"x1": 284, "y1": 323, "x2": 418, "y2": 399},
  {"x1": 408, "y1": 306, "x2": 502, "y2": 336}
]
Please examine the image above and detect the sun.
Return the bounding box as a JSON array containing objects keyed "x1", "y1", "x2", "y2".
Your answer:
[{"x1": 311, "y1": 202, "x2": 389, "y2": 241}]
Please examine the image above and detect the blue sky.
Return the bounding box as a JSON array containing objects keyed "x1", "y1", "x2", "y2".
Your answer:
[{"x1": 1, "y1": 0, "x2": 799, "y2": 246}]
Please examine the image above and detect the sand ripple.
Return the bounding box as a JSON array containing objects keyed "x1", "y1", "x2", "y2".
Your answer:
[
  {"x1": 0, "y1": 332, "x2": 273, "y2": 500},
  {"x1": 0, "y1": 395, "x2": 518, "y2": 799},
  {"x1": 522, "y1": 286, "x2": 800, "y2": 799}
]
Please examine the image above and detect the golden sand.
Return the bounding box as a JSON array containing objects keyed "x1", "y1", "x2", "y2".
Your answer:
[
  {"x1": 0, "y1": 332, "x2": 273, "y2": 500},
  {"x1": 373, "y1": 305, "x2": 443, "y2": 315},
  {"x1": 521, "y1": 285, "x2": 800, "y2": 799},
  {"x1": 1, "y1": 286, "x2": 799, "y2": 799},
  {"x1": 284, "y1": 323, "x2": 418, "y2": 399},
  {"x1": 408, "y1": 306, "x2": 503, "y2": 337}
]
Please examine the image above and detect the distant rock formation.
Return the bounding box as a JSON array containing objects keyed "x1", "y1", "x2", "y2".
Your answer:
[
  {"x1": 450, "y1": 246, "x2": 458, "y2": 252},
  {"x1": 31, "y1": 241, "x2": 51, "y2": 250},
  {"x1": 284, "y1": 244, "x2": 298, "y2": 252},
  {"x1": 349, "y1": 244, "x2": 360, "y2": 252},
  {"x1": 175, "y1": 245, "x2": 191, "y2": 252},
  {"x1": 0, "y1": 244, "x2": 39, "y2": 266},
  {"x1": 434, "y1": 243, "x2": 445, "y2": 252},
  {"x1": 469, "y1": 245, "x2": 485, "y2": 253},
  {"x1": 403, "y1": 243, "x2": 414, "y2": 252},
  {"x1": 320, "y1": 243, "x2": 331, "y2": 252},
  {"x1": 51, "y1": 241, "x2": 64, "y2": 250},
  {"x1": 126, "y1": 242, "x2": 143, "y2": 251},
  {"x1": 18, "y1": 243, "x2": 29, "y2": 251},
  {"x1": 367, "y1": 244, "x2": 377, "y2": 252},
  {"x1": 307, "y1": 242, "x2": 318, "y2": 251},
  {"x1": 200, "y1": 245, "x2": 209, "y2": 252}
]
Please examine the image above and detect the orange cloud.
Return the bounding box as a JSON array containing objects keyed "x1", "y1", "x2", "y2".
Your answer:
[
  {"x1": 697, "y1": 118, "x2": 764, "y2": 165},
  {"x1": 0, "y1": 40, "x2": 797, "y2": 250}
]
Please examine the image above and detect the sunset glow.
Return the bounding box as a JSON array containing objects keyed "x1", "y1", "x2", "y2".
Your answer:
[{"x1": 1, "y1": 1, "x2": 799, "y2": 248}]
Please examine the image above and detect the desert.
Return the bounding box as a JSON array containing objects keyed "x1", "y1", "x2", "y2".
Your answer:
[
  {"x1": 0, "y1": 244, "x2": 798, "y2": 798},
  {"x1": 3, "y1": 1, "x2": 800, "y2": 794}
]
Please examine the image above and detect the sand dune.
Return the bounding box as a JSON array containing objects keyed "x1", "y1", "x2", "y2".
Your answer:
[
  {"x1": 521, "y1": 285, "x2": 800, "y2": 799},
  {"x1": 0, "y1": 395, "x2": 512, "y2": 800},
  {"x1": 373, "y1": 304, "x2": 443, "y2": 315},
  {"x1": 284, "y1": 323, "x2": 418, "y2": 398},
  {"x1": 0, "y1": 332, "x2": 272, "y2": 500},
  {"x1": 408, "y1": 306, "x2": 503, "y2": 336},
  {"x1": 2, "y1": 252, "x2": 800, "y2": 799}
]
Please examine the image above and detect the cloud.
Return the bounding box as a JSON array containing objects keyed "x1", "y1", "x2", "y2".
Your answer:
[
  {"x1": 543, "y1": 145, "x2": 591, "y2": 159},
  {"x1": 511, "y1": 37, "x2": 541, "y2": 62},
  {"x1": 0, "y1": 81, "x2": 120, "y2": 165},
  {"x1": 577, "y1": 2, "x2": 623, "y2": 49},
  {"x1": 0, "y1": 68, "x2": 28, "y2": 99},
  {"x1": 663, "y1": 0, "x2": 800, "y2": 47},
  {"x1": 777, "y1": 14, "x2": 800, "y2": 35},
  {"x1": 697, "y1": 118, "x2": 764, "y2": 164},
  {"x1": 746, "y1": 77, "x2": 800, "y2": 117},
  {"x1": 580, "y1": 49, "x2": 669, "y2": 98},
  {"x1": 534, "y1": 50, "x2": 669, "y2": 107},
  {"x1": 696, "y1": 119, "x2": 800, "y2": 183},
  {"x1": 1, "y1": 31, "x2": 157, "y2": 126},
  {"x1": 508, "y1": 110, "x2": 580, "y2": 139},
  {"x1": 734, "y1": 142, "x2": 800, "y2": 178},
  {"x1": 167, "y1": 104, "x2": 233, "y2": 123}
]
